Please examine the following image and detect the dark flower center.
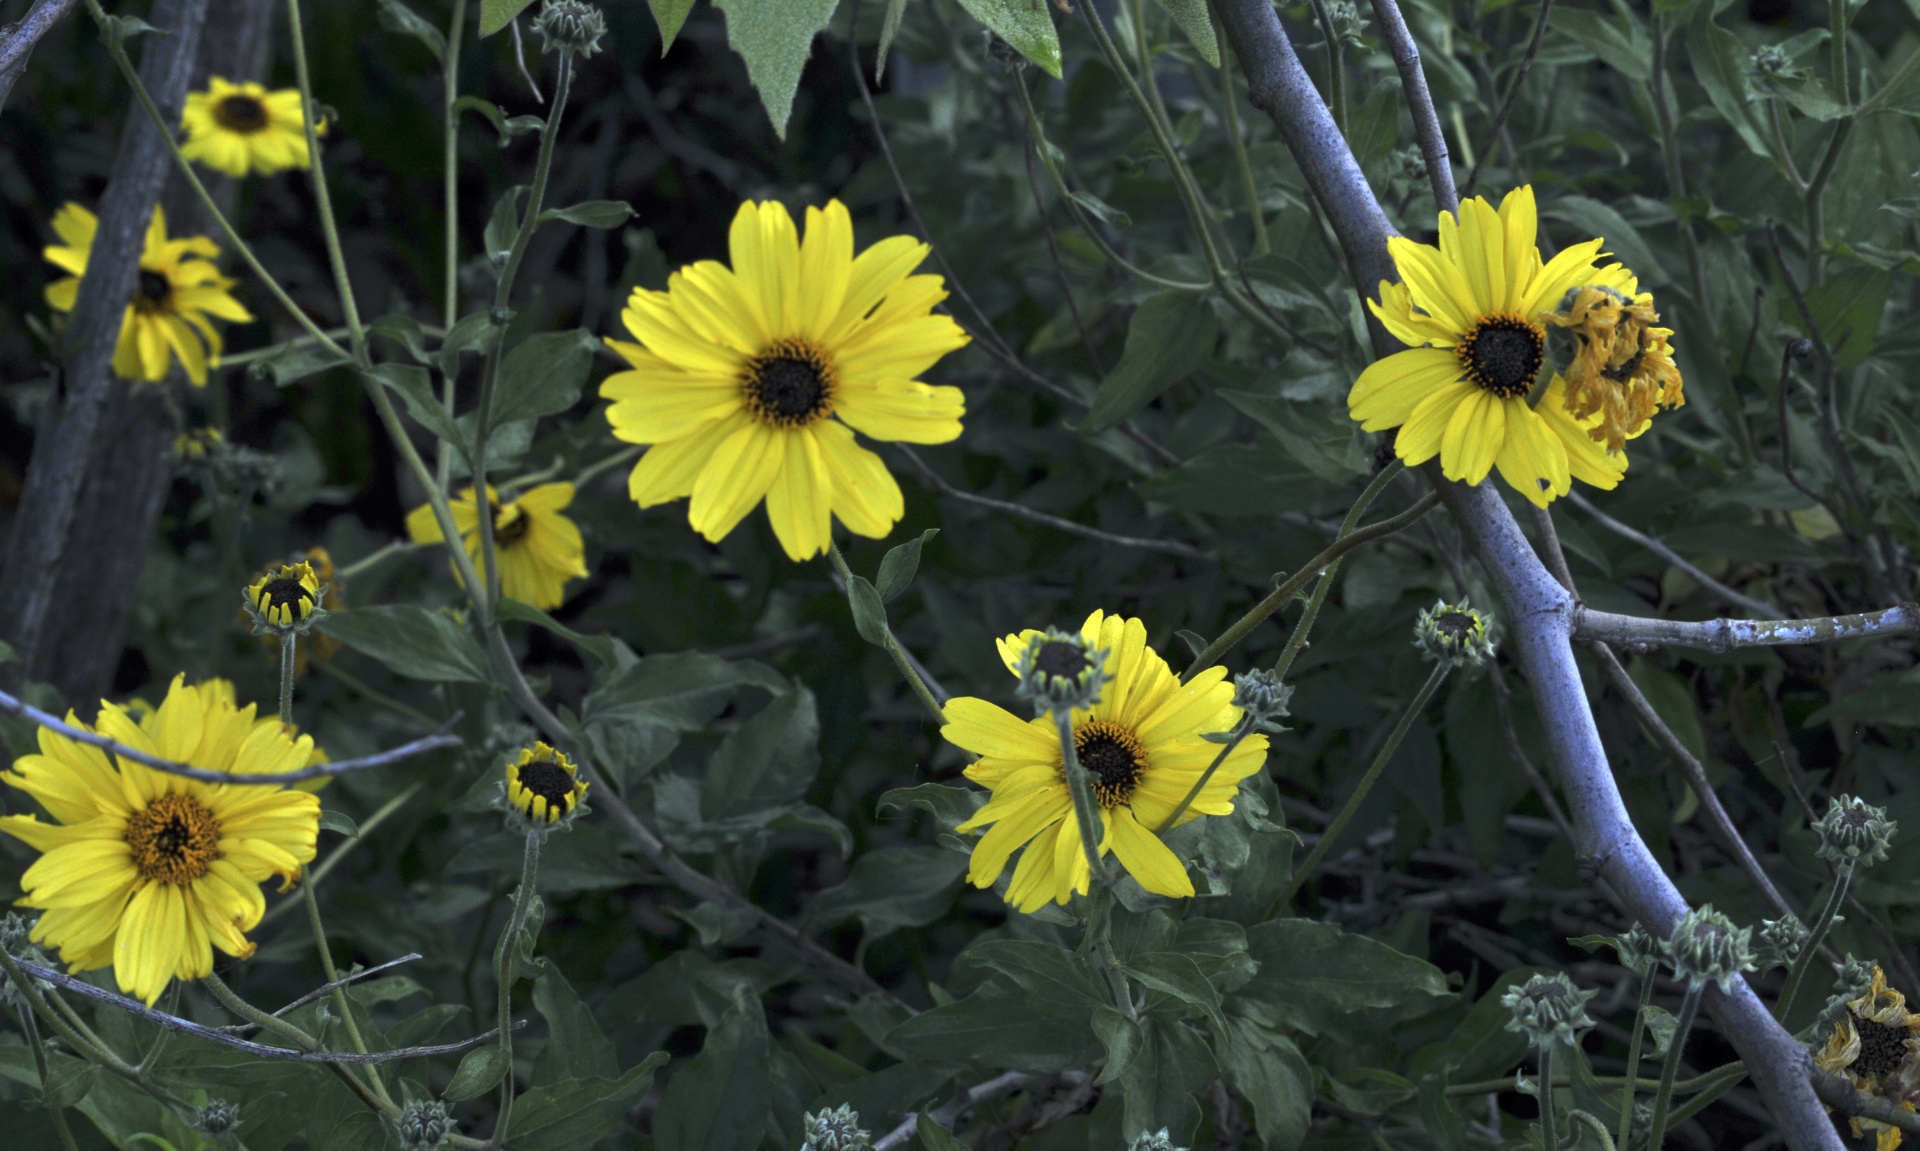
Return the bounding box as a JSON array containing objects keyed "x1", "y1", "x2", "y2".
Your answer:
[
  {"x1": 214, "y1": 94, "x2": 270, "y2": 133},
  {"x1": 1853, "y1": 1014, "x2": 1912, "y2": 1082},
  {"x1": 493, "y1": 503, "x2": 531, "y2": 547},
  {"x1": 125, "y1": 794, "x2": 220, "y2": 885},
  {"x1": 260, "y1": 577, "x2": 313, "y2": 614},
  {"x1": 743, "y1": 338, "x2": 835, "y2": 428},
  {"x1": 517, "y1": 758, "x2": 577, "y2": 812},
  {"x1": 1434, "y1": 611, "x2": 1478, "y2": 639},
  {"x1": 131, "y1": 269, "x2": 173, "y2": 314},
  {"x1": 1034, "y1": 641, "x2": 1089, "y2": 680},
  {"x1": 1073, "y1": 720, "x2": 1147, "y2": 808},
  {"x1": 1457, "y1": 315, "x2": 1545, "y2": 398}
]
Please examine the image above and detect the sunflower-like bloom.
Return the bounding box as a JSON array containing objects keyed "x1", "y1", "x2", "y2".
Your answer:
[
  {"x1": 180, "y1": 77, "x2": 320, "y2": 177},
  {"x1": 245, "y1": 561, "x2": 321, "y2": 632},
  {"x1": 601, "y1": 199, "x2": 969, "y2": 561},
  {"x1": 194, "y1": 678, "x2": 333, "y2": 795},
  {"x1": 405, "y1": 483, "x2": 588, "y2": 612},
  {"x1": 0, "y1": 676, "x2": 321, "y2": 1005},
  {"x1": 1349, "y1": 186, "x2": 1649, "y2": 508},
  {"x1": 1816, "y1": 966, "x2": 1920, "y2": 1149},
  {"x1": 1546, "y1": 281, "x2": 1683, "y2": 452},
  {"x1": 504, "y1": 743, "x2": 589, "y2": 827},
  {"x1": 44, "y1": 203, "x2": 252, "y2": 386},
  {"x1": 261, "y1": 547, "x2": 345, "y2": 674},
  {"x1": 940, "y1": 610, "x2": 1267, "y2": 912}
]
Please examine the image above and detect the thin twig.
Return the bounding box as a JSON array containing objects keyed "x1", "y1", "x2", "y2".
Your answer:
[
  {"x1": 1459, "y1": 0, "x2": 1554, "y2": 199},
  {"x1": 1367, "y1": 0, "x2": 1456, "y2": 211},
  {"x1": 1566, "y1": 491, "x2": 1777, "y2": 617},
  {"x1": 873, "y1": 1071, "x2": 1043, "y2": 1151},
  {"x1": 211, "y1": 954, "x2": 423, "y2": 1033}
]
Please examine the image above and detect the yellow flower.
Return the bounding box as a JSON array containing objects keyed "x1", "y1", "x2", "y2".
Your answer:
[
  {"x1": 180, "y1": 77, "x2": 319, "y2": 177},
  {"x1": 1348, "y1": 186, "x2": 1642, "y2": 508},
  {"x1": 1546, "y1": 282, "x2": 1684, "y2": 453},
  {"x1": 505, "y1": 743, "x2": 589, "y2": 826},
  {"x1": 405, "y1": 483, "x2": 588, "y2": 612},
  {"x1": 940, "y1": 610, "x2": 1267, "y2": 912},
  {"x1": 0, "y1": 675, "x2": 321, "y2": 1006},
  {"x1": 263, "y1": 548, "x2": 345, "y2": 675},
  {"x1": 43, "y1": 203, "x2": 252, "y2": 386},
  {"x1": 1817, "y1": 967, "x2": 1920, "y2": 1149},
  {"x1": 198, "y1": 678, "x2": 332, "y2": 795},
  {"x1": 174, "y1": 427, "x2": 223, "y2": 460},
  {"x1": 600, "y1": 199, "x2": 969, "y2": 561},
  {"x1": 245, "y1": 561, "x2": 321, "y2": 630}
]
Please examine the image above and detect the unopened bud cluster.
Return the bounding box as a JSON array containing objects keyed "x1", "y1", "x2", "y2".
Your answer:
[
  {"x1": 1231, "y1": 669, "x2": 1293, "y2": 733},
  {"x1": 1127, "y1": 1130, "x2": 1188, "y2": 1151},
  {"x1": 1812, "y1": 794, "x2": 1896, "y2": 870},
  {"x1": 1413, "y1": 600, "x2": 1496, "y2": 668},
  {"x1": 1502, "y1": 971, "x2": 1597, "y2": 1048},
  {"x1": 1754, "y1": 915, "x2": 1809, "y2": 972},
  {"x1": 531, "y1": 0, "x2": 606, "y2": 58},
  {"x1": 800, "y1": 1105, "x2": 870, "y2": 1151},
  {"x1": 1615, "y1": 922, "x2": 1659, "y2": 978},
  {"x1": 1664, "y1": 905, "x2": 1756, "y2": 992},
  {"x1": 195, "y1": 1099, "x2": 240, "y2": 1136},
  {"x1": 393, "y1": 1100, "x2": 453, "y2": 1149},
  {"x1": 1015, "y1": 629, "x2": 1110, "y2": 715}
]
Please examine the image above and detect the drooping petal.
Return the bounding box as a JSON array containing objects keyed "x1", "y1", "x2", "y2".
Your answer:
[{"x1": 1349, "y1": 347, "x2": 1464, "y2": 431}]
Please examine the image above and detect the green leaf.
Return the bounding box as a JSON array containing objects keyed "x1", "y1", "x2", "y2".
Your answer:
[
  {"x1": 249, "y1": 340, "x2": 352, "y2": 388},
  {"x1": 652, "y1": 991, "x2": 772, "y2": 1151},
  {"x1": 889, "y1": 986, "x2": 1102, "y2": 1073},
  {"x1": 506, "y1": 1052, "x2": 670, "y2": 1151},
  {"x1": 368, "y1": 363, "x2": 468, "y2": 458},
  {"x1": 1804, "y1": 266, "x2": 1891, "y2": 370},
  {"x1": 443, "y1": 1045, "x2": 512, "y2": 1101},
  {"x1": 455, "y1": 95, "x2": 543, "y2": 147},
  {"x1": 703, "y1": 689, "x2": 821, "y2": 818},
  {"x1": 318, "y1": 810, "x2": 359, "y2": 837},
  {"x1": 1642, "y1": 1003, "x2": 1679, "y2": 1055},
  {"x1": 1552, "y1": 7, "x2": 1651, "y2": 81},
  {"x1": 846, "y1": 574, "x2": 891, "y2": 647},
  {"x1": 649, "y1": 0, "x2": 698, "y2": 51},
  {"x1": 480, "y1": 0, "x2": 538, "y2": 37},
  {"x1": 496, "y1": 597, "x2": 619, "y2": 668},
  {"x1": 1136, "y1": 442, "x2": 1331, "y2": 516},
  {"x1": 917, "y1": 1112, "x2": 967, "y2": 1151},
  {"x1": 952, "y1": 0, "x2": 1063, "y2": 77},
  {"x1": 1151, "y1": 0, "x2": 1219, "y2": 66},
  {"x1": 1220, "y1": 391, "x2": 1367, "y2": 484},
  {"x1": 534, "y1": 968, "x2": 617, "y2": 1085},
  {"x1": 439, "y1": 309, "x2": 506, "y2": 378},
  {"x1": 317, "y1": 605, "x2": 491, "y2": 683},
  {"x1": 877, "y1": 529, "x2": 939, "y2": 602},
  {"x1": 1123, "y1": 951, "x2": 1226, "y2": 1030},
  {"x1": 810, "y1": 845, "x2": 967, "y2": 936},
  {"x1": 1326, "y1": 1067, "x2": 1417, "y2": 1116},
  {"x1": 369, "y1": 312, "x2": 432, "y2": 363},
  {"x1": 1682, "y1": 8, "x2": 1770, "y2": 159},
  {"x1": 1083, "y1": 292, "x2": 1217, "y2": 433},
  {"x1": 1410, "y1": 968, "x2": 1539, "y2": 1084},
  {"x1": 877, "y1": 782, "x2": 985, "y2": 832},
  {"x1": 711, "y1": 0, "x2": 840, "y2": 139},
  {"x1": 376, "y1": 0, "x2": 446, "y2": 61},
  {"x1": 1114, "y1": 1015, "x2": 1215, "y2": 1143},
  {"x1": 1239, "y1": 919, "x2": 1450, "y2": 1035},
  {"x1": 580, "y1": 652, "x2": 787, "y2": 784},
  {"x1": 1417, "y1": 1071, "x2": 1472, "y2": 1151},
  {"x1": 539, "y1": 200, "x2": 637, "y2": 229},
  {"x1": 1218, "y1": 1021, "x2": 1311, "y2": 1151},
  {"x1": 968, "y1": 939, "x2": 1110, "y2": 1006},
  {"x1": 1810, "y1": 668, "x2": 1920, "y2": 727},
  {"x1": 876, "y1": 0, "x2": 910, "y2": 81},
  {"x1": 1091, "y1": 1006, "x2": 1145, "y2": 1084},
  {"x1": 485, "y1": 186, "x2": 528, "y2": 264},
  {"x1": 492, "y1": 329, "x2": 598, "y2": 427},
  {"x1": 1543, "y1": 196, "x2": 1667, "y2": 289},
  {"x1": 1626, "y1": 660, "x2": 1707, "y2": 763}
]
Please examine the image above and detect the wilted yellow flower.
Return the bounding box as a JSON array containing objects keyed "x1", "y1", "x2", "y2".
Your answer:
[
  {"x1": 405, "y1": 483, "x2": 588, "y2": 612},
  {"x1": 180, "y1": 77, "x2": 320, "y2": 177},
  {"x1": 1546, "y1": 281, "x2": 1683, "y2": 453},
  {"x1": 601, "y1": 199, "x2": 968, "y2": 561},
  {"x1": 43, "y1": 203, "x2": 252, "y2": 386},
  {"x1": 1816, "y1": 966, "x2": 1920, "y2": 1150},
  {"x1": 0, "y1": 676, "x2": 320, "y2": 1005}
]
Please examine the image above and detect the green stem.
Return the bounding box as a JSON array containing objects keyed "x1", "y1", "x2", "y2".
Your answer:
[
  {"x1": 826, "y1": 542, "x2": 945, "y2": 723},
  {"x1": 202, "y1": 971, "x2": 318, "y2": 1051},
  {"x1": 313, "y1": 659, "x2": 440, "y2": 726},
  {"x1": 10, "y1": 1000, "x2": 81, "y2": 1151},
  {"x1": 473, "y1": 54, "x2": 575, "y2": 615},
  {"x1": 438, "y1": 0, "x2": 471, "y2": 493},
  {"x1": 302, "y1": 880, "x2": 391, "y2": 1103},
  {"x1": 488, "y1": 831, "x2": 544, "y2": 1150},
  {"x1": 1210, "y1": 3, "x2": 1269, "y2": 255},
  {"x1": 1617, "y1": 969, "x2": 1658, "y2": 1151},
  {"x1": 1086, "y1": 889, "x2": 1137, "y2": 1020},
  {"x1": 1302, "y1": 0, "x2": 1347, "y2": 134},
  {"x1": 278, "y1": 632, "x2": 296, "y2": 729},
  {"x1": 1829, "y1": 0, "x2": 1849, "y2": 104},
  {"x1": 1538, "y1": 1041, "x2": 1558, "y2": 1151},
  {"x1": 1267, "y1": 662, "x2": 1450, "y2": 915},
  {"x1": 1776, "y1": 862, "x2": 1852, "y2": 1022},
  {"x1": 1856, "y1": 45, "x2": 1920, "y2": 118},
  {"x1": 1803, "y1": 117, "x2": 1854, "y2": 287},
  {"x1": 334, "y1": 540, "x2": 424, "y2": 582},
  {"x1": 1274, "y1": 468, "x2": 1417, "y2": 683},
  {"x1": 1653, "y1": 1061, "x2": 1748, "y2": 1136},
  {"x1": 1056, "y1": 711, "x2": 1108, "y2": 888},
  {"x1": 1157, "y1": 714, "x2": 1253, "y2": 833},
  {"x1": 285, "y1": 0, "x2": 367, "y2": 361},
  {"x1": 1644, "y1": 982, "x2": 1703, "y2": 1151},
  {"x1": 260, "y1": 784, "x2": 423, "y2": 927}
]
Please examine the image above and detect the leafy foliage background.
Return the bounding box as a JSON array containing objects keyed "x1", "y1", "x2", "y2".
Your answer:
[{"x1": 0, "y1": 0, "x2": 1918, "y2": 1148}]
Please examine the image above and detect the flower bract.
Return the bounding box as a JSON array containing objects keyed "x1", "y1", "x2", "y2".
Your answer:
[
  {"x1": 940, "y1": 610, "x2": 1267, "y2": 912},
  {"x1": 0, "y1": 675, "x2": 321, "y2": 1005},
  {"x1": 601, "y1": 199, "x2": 968, "y2": 561},
  {"x1": 1348, "y1": 186, "x2": 1658, "y2": 507},
  {"x1": 43, "y1": 203, "x2": 252, "y2": 386},
  {"x1": 406, "y1": 483, "x2": 589, "y2": 612},
  {"x1": 180, "y1": 77, "x2": 319, "y2": 177}
]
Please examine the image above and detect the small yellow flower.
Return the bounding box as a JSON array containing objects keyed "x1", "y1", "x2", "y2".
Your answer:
[
  {"x1": 601, "y1": 199, "x2": 969, "y2": 561},
  {"x1": 0, "y1": 675, "x2": 321, "y2": 1006},
  {"x1": 245, "y1": 561, "x2": 321, "y2": 630},
  {"x1": 262, "y1": 548, "x2": 345, "y2": 674},
  {"x1": 405, "y1": 483, "x2": 588, "y2": 612},
  {"x1": 180, "y1": 77, "x2": 321, "y2": 177},
  {"x1": 44, "y1": 203, "x2": 253, "y2": 386},
  {"x1": 174, "y1": 427, "x2": 223, "y2": 460},
  {"x1": 504, "y1": 743, "x2": 589, "y2": 826},
  {"x1": 1349, "y1": 186, "x2": 1644, "y2": 508},
  {"x1": 940, "y1": 610, "x2": 1267, "y2": 912},
  {"x1": 1546, "y1": 282, "x2": 1684, "y2": 453},
  {"x1": 1816, "y1": 967, "x2": 1920, "y2": 1149}
]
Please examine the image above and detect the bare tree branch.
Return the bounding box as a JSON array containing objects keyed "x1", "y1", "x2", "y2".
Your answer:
[
  {"x1": 1573, "y1": 603, "x2": 1919, "y2": 653},
  {"x1": 0, "y1": 0, "x2": 81, "y2": 108},
  {"x1": 1566, "y1": 491, "x2": 1778, "y2": 617}
]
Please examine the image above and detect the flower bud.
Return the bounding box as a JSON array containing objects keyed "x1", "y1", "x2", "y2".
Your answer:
[
  {"x1": 394, "y1": 1100, "x2": 453, "y2": 1149},
  {"x1": 531, "y1": 0, "x2": 606, "y2": 58},
  {"x1": 1231, "y1": 669, "x2": 1293, "y2": 733},
  {"x1": 800, "y1": 1105, "x2": 870, "y2": 1151},
  {"x1": 1664, "y1": 905, "x2": 1756, "y2": 992},
  {"x1": 1615, "y1": 922, "x2": 1659, "y2": 979},
  {"x1": 1502, "y1": 971, "x2": 1598, "y2": 1049},
  {"x1": 1753, "y1": 915, "x2": 1809, "y2": 972},
  {"x1": 1812, "y1": 794, "x2": 1896, "y2": 870},
  {"x1": 1126, "y1": 1130, "x2": 1187, "y2": 1151},
  {"x1": 1014, "y1": 628, "x2": 1110, "y2": 715},
  {"x1": 196, "y1": 1099, "x2": 240, "y2": 1136},
  {"x1": 243, "y1": 561, "x2": 327, "y2": 636},
  {"x1": 500, "y1": 742, "x2": 591, "y2": 832},
  {"x1": 1413, "y1": 600, "x2": 1496, "y2": 669}
]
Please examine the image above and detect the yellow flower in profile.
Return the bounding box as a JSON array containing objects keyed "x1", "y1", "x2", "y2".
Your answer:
[
  {"x1": 504, "y1": 743, "x2": 590, "y2": 827},
  {"x1": 406, "y1": 483, "x2": 588, "y2": 612},
  {"x1": 180, "y1": 77, "x2": 319, "y2": 177},
  {"x1": 939, "y1": 610, "x2": 1267, "y2": 912},
  {"x1": 0, "y1": 675, "x2": 321, "y2": 1006},
  {"x1": 1546, "y1": 282, "x2": 1684, "y2": 452},
  {"x1": 44, "y1": 203, "x2": 252, "y2": 386},
  {"x1": 1349, "y1": 186, "x2": 1650, "y2": 508},
  {"x1": 245, "y1": 560, "x2": 321, "y2": 630},
  {"x1": 1816, "y1": 966, "x2": 1920, "y2": 1150},
  {"x1": 601, "y1": 199, "x2": 969, "y2": 561}
]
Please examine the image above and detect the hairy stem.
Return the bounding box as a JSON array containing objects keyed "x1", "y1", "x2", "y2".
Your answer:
[
  {"x1": 487, "y1": 830, "x2": 543, "y2": 1150},
  {"x1": 1645, "y1": 982, "x2": 1704, "y2": 1150},
  {"x1": 1618, "y1": 968, "x2": 1658, "y2": 1151},
  {"x1": 1776, "y1": 862, "x2": 1851, "y2": 1022}
]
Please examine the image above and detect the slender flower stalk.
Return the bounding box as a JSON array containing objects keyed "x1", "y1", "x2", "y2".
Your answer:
[
  {"x1": 1055, "y1": 710, "x2": 1108, "y2": 885},
  {"x1": 1776, "y1": 862, "x2": 1852, "y2": 1022},
  {"x1": 278, "y1": 633, "x2": 297, "y2": 728},
  {"x1": 1645, "y1": 982, "x2": 1702, "y2": 1150},
  {"x1": 1614, "y1": 924, "x2": 1660, "y2": 1151},
  {"x1": 487, "y1": 831, "x2": 543, "y2": 1149}
]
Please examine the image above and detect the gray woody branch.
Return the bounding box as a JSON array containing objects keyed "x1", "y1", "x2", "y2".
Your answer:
[
  {"x1": 0, "y1": 685, "x2": 462, "y2": 784},
  {"x1": 1210, "y1": 1, "x2": 1843, "y2": 1146},
  {"x1": 0, "y1": 0, "x2": 81, "y2": 109},
  {"x1": 1575, "y1": 603, "x2": 1919, "y2": 653}
]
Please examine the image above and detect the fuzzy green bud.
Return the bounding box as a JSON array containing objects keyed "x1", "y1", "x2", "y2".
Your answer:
[
  {"x1": 1664, "y1": 905, "x2": 1756, "y2": 992},
  {"x1": 1231, "y1": 669, "x2": 1293, "y2": 732},
  {"x1": 1015, "y1": 628, "x2": 1110, "y2": 715},
  {"x1": 1753, "y1": 916, "x2": 1809, "y2": 972},
  {"x1": 1127, "y1": 1130, "x2": 1187, "y2": 1151},
  {"x1": 801, "y1": 1105, "x2": 870, "y2": 1151},
  {"x1": 1812, "y1": 794, "x2": 1896, "y2": 870},
  {"x1": 1502, "y1": 971, "x2": 1598, "y2": 1049},
  {"x1": 531, "y1": 0, "x2": 606, "y2": 58},
  {"x1": 1615, "y1": 922, "x2": 1660, "y2": 979},
  {"x1": 1413, "y1": 600, "x2": 1496, "y2": 668},
  {"x1": 195, "y1": 1099, "x2": 240, "y2": 1136},
  {"x1": 394, "y1": 1100, "x2": 453, "y2": 1150}
]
